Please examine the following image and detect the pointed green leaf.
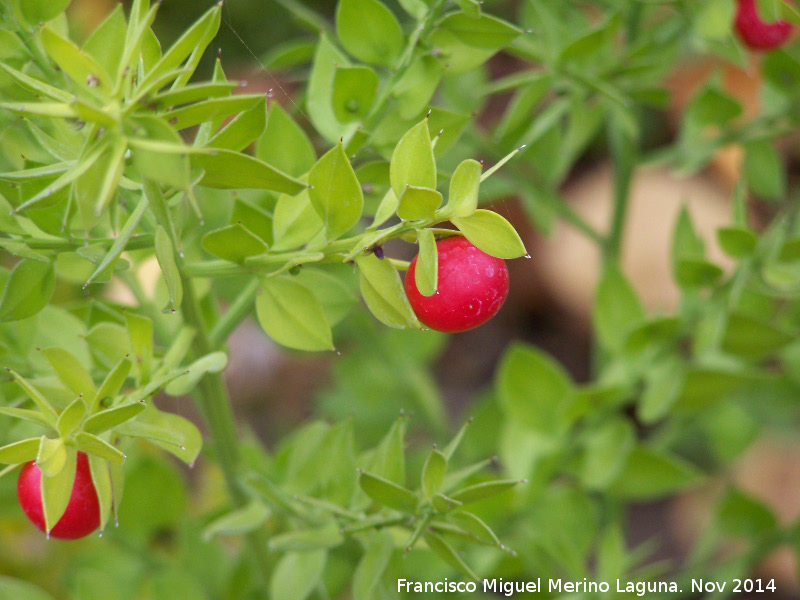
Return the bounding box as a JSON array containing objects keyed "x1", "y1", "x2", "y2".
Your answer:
[
  {"x1": 116, "y1": 403, "x2": 202, "y2": 465},
  {"x1": 0, "y1": 408, "x2": 53, "y2": 429},
  {"x1": 608, "y1": 446, "x2": 702, "y2": 500},
  {"x1": 353, "y1": 531, "x2": 395, "y2": 600},
  {"x1": 448, "y1": 511, "x2": 500, "y2": 546},
  {"x1": 423, "y1": 532, "x2": 479, "y2": 581},
  {"x1": 439, "y1": 12, "x2": 521, "y2": 49},
  {"x1": 356, "y1": 254, "x2": 421, "y2": 328},
  {"x1": 308, "y1": 141, "x2": 364, "y2": 240},
  {"x1": 83, "y1": 4, "x2": 126, "y2": 79},
  {"x1": 206, "y1": 98, "x2": 267, "y2": 152},
  {"x1": 88, "y1": 452, "x2": 113, "y2": 531},
  {"x1": 6, "y1": 370, "x2": 59, "y2": 425},
  {"x1": 83, "y1": 402, "x2": 146, "y2": 435},
  {"x1": 272, "y1": 188, "x2": 324, "y2": 250},
  {"x1": 307, "y1": 34, "x2": 350, "y2": 143},
  {"x1": 85, "y1": 195, "x2": 149, "y2": 286},
  {"x1": 390, "y1": 119, "x2": 436, "y2": 200},
  {"x1": 75, "y1": 432, "x2": 125, "y2": 464},
  {"x1": 126, "y1": 313, "x2": 153, "y2": 384},
  {"x1": 42, "y1": 347, "x2": 96, "y2": 400},
  {"x1": 41, "y1": 445, "x2": 75, "y2": 533},
  {"x1": 449, "y1": 479, "x2": 518, "y2": 505},
  {"x1": 422, "y1": 447, "x2": 447, "y2": 499},
  {"x1": 0, "y1": 259, "x2": 55, "y2": 322},
  {"x1": 268, "y1": 521, "x2": 345, "y2": 552},
  {"x1": 365, "y1": 415, "x2": 407, "y2": 485},
  {"x1": 256, "y1": 276, "x2": 334, "y2": 351},
  {"x1": 332, "y1": 66, "x2": 379, "y2": 122},
  {"x1": 270, "y1": 550, "x2": 327, "y2": 600},
  {"x1": 415, "y1": 228, "x2": 438, "y2": 296},
  {"x1": 202, "y1": 223, "x2": 268, "y2": 263},
  {"x1": 451, "y1": 209, "x2": 526, "y2": 259},
  {"x1": 444, "y1": 159, "x2": 481, "y2": 218},
  {"x1": 56, "y1": 397, "x2": 87, "y2": 439},
  {"x1": 0, "y1": 438, "x2": 41, "y2": 464},
  {"x1": 39, "y1": 25, "x2": 112, "y2": 97},
  {"x1": 193, "y1": 148, "x2": 306, "y2": 195},
  {"x1": 397, "y1": 186, "x2": 442, "y2": 221},
  {"x1": 638, "y1": 357, "x2": 685, "y2": 424},
  {"x1": 256, "y1": 103, "x2": 317, "y2": 177},
  {"x1": 359, "y1": 471, "x2": 418, "y2": 512},
  {"x1": 164, "y1": 351, "x2": 228, "y2": 396},
  {"x1": 593, "y1": 263, "x2": 644, "y2": 352},
  {"x1": 336, "y1": 0, "x2": 404, "y2": 66},
  {"x1": 579, "y1": 418, "x2": 636, "y2": 491},
  {"x1": 432, "y1": 493, "x2": 463, "y2": 513},
  {"x1": 203, "y1": 500, "x2": 270, "y2": 541},
  {"x1": 154, "y1": 225, "x2": 183, "y2": 314}
]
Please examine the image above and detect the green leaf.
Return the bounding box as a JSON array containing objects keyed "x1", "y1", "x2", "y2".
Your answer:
[
  {"x1": 308, "y1": 141, "x2": 364, "y2": 240},
  {"x1": 202, "y1": 223, "x2": 268, "y2": 263},
  {"x1": 448, "y1": 479, "x2": 518, "y2": 505},
  {"x1": 256, "y1": 276, "x2": 334, "y2": 351},
  {"x1": 439, "y1": 12, "x2": 521, "y2": 50},
  {"x1": 82, "y1": 5, "x2": 126, "y2": 80},
  {"x1": 126, "y1": 313, "x2": 153, "y2": 384},
  {"x1": 423, "y1": 532, "x2": 479, "y2": 581},
  {"x1": 256, "y1": 103, "x2": 317, "y2": 178},
  {"x1": 422, "y1": 447, "x2": 448, "y2": 499},
  {"x1": 447, "y1": 511, "x2": 500, "y2": 546},
  {"x1": 83, "y1": 402, "x2": 146, "y2": 435},
  {"x1": 336, "y1": 0, "x2": 404, "y2": 66},
  {"x1": 203, "y1": 500, "x2": 271, "y2": 541},
  {"x1": 721, "y1": 312, "x2": 793, "y2": 359},
  {"x1": 154, "y1": 226, "x2": 183, "y2": 313},
  {"x1": 75, "y1": 432, "x2": 125, "y2": 464},
  {"x1": 608, "y1": 446, "x2": 702, "y2": 500},
  {"x1": 414, "y1": 228, "x2": 438, "y2": 297},
  {"x1": 42, "y1": 347, "x2": 96, "y2": 400},
  {"x1": 193, "y1": 149, "x2": 306, "y2": 195},
  {"x1": 0, "y1": 259, "x2": 55, "y2": 322},
  {"x1": 332, "y1": 66, "x2": 379, "y2": 122},
  {"x1": 717, "y1": 488, "x2": 777, "y2": 538},
  {"x1": 206, "y1": 98, "x2": 267, "y2": 152},
  {"x1": 0, "y1": 438, "x2": 41, "y2": 464},
  {"x1": 56, "y1": 397, "x2": 87, "y2": 439},
  {"x1": 17, "y1": 0, "x2": 71, "y2": 25},
  {"x1": 75, "y1": 137, "x2": 127, "y2": 227},
  {"x1": 6, "y1": 370, "x2": 59, "y2": 425},
  {"x1": 365, "y1": 415, "x2": 407, "y2": 486},
  {"x1": 270, "y1": 550, "x2": 327, "y2": 600},
  {"x1": 128, "y1": 116, "x2": 189, "y2": 189},
  {"x1": 497, "y1": 343, "x2": 573, "y2": 435},
  {"x1": 163, "y1": 94, "x2": 262, "y2": 130},
  {"x1": 359, "y1": 471, "x2": 418, "y2": 512},
  {"x1": 39, "y1": 25, "x2": 112, "y2": 97},
  {"x1": 231, "y1": 199, "x2": 274, "y2": 246},
  {"x1": 0, "y1": 408, "x2": 53, "y2": 429},
  {"x1": 397, "y1": 186, "x2": 442, "y2": 221},
  {"x1": 432, "y1": 493, "x2": 463, "y2": 513},
  {"x1": 717, "y1": 226, "x2": 757, "y2": 258},
  {"x1": 0, "y1": 577, "x2": 58, "y2": 600},
  {"x1": 451, "y1": 210, "x2": 527, "y2": 259},
  {"x1": 88, "y1": 453, "x2": 113, "y2": 531},
  {"x1": 0, "y1": 62, "x2": 73, "y2": 102},
  {"x1": 41, "y1": 445, "x2": 75, "y2": 533},
  {"x1": 579, "y1": 418, "x2": 635, "y2": 491},
  {"x1": 444, "y1": 159, "x2": 481, "y2": 218},
  {"x1": 353, "y1": 531, "x2": 395, "y2": 600},
  {"x1": 675, "y1": 258, "x2": 723, "y2": 288},
  {"x1": 272, "y1": 188, "x2": 324, "y2": 250},
  {"x1": 592, "y1": 263, "x2": 644, "y2": 351},
  {"x1": 390, "y1": 119, "x2": 436, "y2": 200},
  {"x1": 744, "y1": 140, "x2": 786, "y2": 201},
  {"x1": 638, "y1": 356, "x2": 685, "y2": 424},
  {"x1": 117, "y1": 403, "x2": 202, "y2": 465},
  {"x1": 675, "y1": 366, "x2": 757, "y2": 411},
  {"x1": 454, "y1": 0, "x2": 481, "y2": 19},
  {"x1": 307, "y1": 34, "x2": 350, "y2": 143},
  {"x1": 164, "y1": 352, "x2": 228, "y2": 396},
  {"x1": 268, "y1": 521, "x2": 345, "y2": 552},
  {"x1": 356, "y1": 254, "x2": 421, "y2": 329}
]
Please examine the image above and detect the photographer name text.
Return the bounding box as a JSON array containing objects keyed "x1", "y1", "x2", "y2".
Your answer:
[{"x1": 397, "y1": 577, "x2": 777, "y2": 596}]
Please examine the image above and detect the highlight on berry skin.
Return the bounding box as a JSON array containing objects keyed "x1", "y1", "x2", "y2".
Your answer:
[{"x1": 734, "y1": 0, "x2": 794, "y2": 50}]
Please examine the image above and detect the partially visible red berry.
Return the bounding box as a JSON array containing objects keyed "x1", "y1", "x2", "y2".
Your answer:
[
  {"x1": 734, "y1": 0, "x2": 793, "y2": 50},
  {"x1": 17, "y1": 451, "x2": 101, "y2": 540},
  {"x1": 404, "y1": 236, "x2": 509, "y2": 333}
]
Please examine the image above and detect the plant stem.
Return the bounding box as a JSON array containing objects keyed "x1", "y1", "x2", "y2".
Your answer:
[{"x1": 604, "y1": 120, "x2": 637, "y2": 264}]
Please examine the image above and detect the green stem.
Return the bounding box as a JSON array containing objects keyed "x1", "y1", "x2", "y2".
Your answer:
[
  {"x1": 208, "y1": 278, "x2": 260, "y2": 348},
  {"x1": 604, "y1": 120, "x2": 637, "y2": 264}
]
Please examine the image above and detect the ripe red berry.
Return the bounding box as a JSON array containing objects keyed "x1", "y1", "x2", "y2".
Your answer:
[
  {"x1": 734, "y1": 0, "x2": 793, "y2": 50},
  {"x1": 17, "y1": 451, "x2": 101, "y2": 540},
  {"x1": 404, "y1": 236, "x2": 509, "y2": 333}
]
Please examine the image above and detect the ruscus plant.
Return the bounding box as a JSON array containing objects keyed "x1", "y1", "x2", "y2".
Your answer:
[{"x1": 2, "y1": 0, "x2": 800, "y2": 598}]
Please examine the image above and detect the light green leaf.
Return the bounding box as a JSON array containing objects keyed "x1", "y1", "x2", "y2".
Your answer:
[
  {"x1": 126, "y1": 313, "x2": 153, "y2": 384},
  {"x1": 745, "y1": 140, "x2": 786, "y2": 201},
  {"x1": 268, "y1": 521, "x2": 345, "y2": 552},
  {"x1": 439, "y1": 12, "x2": 521, "y2": 50},
  {"x1": 83, "y1": 402, "x2": 146, "y2": 435},
  {"x1": 307, "y1": 34, "x2": 350, "y2": 143},
  {"x1": 75, "y1": 432, "x2": 125, "y2": 464},
  {"x1": 451, "y1": 210, "x2": 527, "y2": 259},
  {"x1": 203, "y1": 500, "x2": 270, "y2": 541},
  {"x1": 0, "y1": 259, "x2": 55, "y2": 322},
  {"x1": 272, "y1": 188, "x2": 324, "y2": 250},
  {"x1": 397, "y1": 186, "x2": 442, "y2": 221},
  {"x1": 41, "y1": 445, "x2": 75, "y2": 533},
  {"x1": 332, "y1": 66, "x2": 379, "y2": 122},
  {"x1": 356, "y1": 254, "x2": 421, "y2": 329},
  {"x1": 39, "y1": 25, "x2": 112, "y2": 97},
  {"x1": 422, "y1": 447, "x2": 447, "y2": 499},
  {"x1": 154, "y1": 226, "x2": 183, "y2": 314},
  {"x1": 42, "y1": 347, "x2": 96, "y2": 400},
  {"x1": 6, "y1": 370, "x2": 59, "y2": 425},
  {"x1": 88, "y1": 453, "x2": 113, "y2": 531},
  {"x1": 592, "y1": 263, "x2": 644, "y2": 352},
  {"x1": 85, "y1": 195, "x2": 149, "y2": 287},
  {"x1": 0, "y1": 438, "x2": 41, "y2": 464},
  {"x1": 202, "y1": 223, "x2": 268, "y2": 263},
  {"x1": 127, "y1": 116, "x2": 189, "y2": 189},
  {"x1": 92, "y1": 358, "x2": 132, "y2": 413},
  {"x1": 447, "y1": 511, "x2": 500, "y2": 546},
  {"x1": 164, "y1": 351, "x2": 228, "y2": 396},
  {"x1": 444, "y1": 158, "x2": 481, "y2": 218},
  {"x1": 390, "y1": 119, "x2": 436, "y2": 200},
  {"x1": 0, "y1": 576, "x2": 58, "y2": 600},
  {"x1": 308, "y1": 141, "x2": 364, "y2": 241},
  {"x1": 56, "y1": 397, "x2": 87, "y2": 439},
  {"x1": 415, "y1": 228, "x2": 438, "y2": 297},
  {"x1": 423, "y1": 532, "x2": 479, "y2": 581},
  {"x1": 82, "y1": 4, "x2": 126, "y2": 80},
  {"x1": 193, "y1": 148, "x2": 306, "y2": 195},
  {"x1": 353, "y1": 531, "x2": 395, "y2": 600},
  {"x1": 337, "y1": 0, "x2": 404, "y2": 66},
  {"x1": 117, "y1": 404, "x2": 202, "y2": 465},
  {"x1": 359, "y1": 471, "x2": 418, "y2": 512},
  {"x1": 256, "y1": 276, "x2": 334, "y2": 351},
  {"x1": 448, "y1": 479, "x2": 518, "y2": 505},
  {"x1": 638, "y1": 357, "x2": 685, "y2": 424},
  {"x1": 205, "y1": 97, "x2": 266, "y2": 152},
  {"x1": 270, "y1": 550, "x2": 327, "y2": 600},
  {"x1": 579, "y1": 418, "x2": 635, "y2": 491},
  {"x1": 608, "y1": 446, "x2": 702, "y2": 500},
  {"x1": 717, "y1": 226, "x2": 757, "y2": 259},
  {"x1": 256, "y1": 103, "x2": 317, "y2": 177}
]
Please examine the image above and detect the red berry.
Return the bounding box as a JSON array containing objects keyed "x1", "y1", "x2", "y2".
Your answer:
[
  {"x1": 404, "y1": 236, "x2": 509, "y2": 333},
  {"x1": 17, "y1": 451, "x2": 101, "y2": 540},
  {"x1": 734, "y1": 0, "x2": 793, "y2": 50}
]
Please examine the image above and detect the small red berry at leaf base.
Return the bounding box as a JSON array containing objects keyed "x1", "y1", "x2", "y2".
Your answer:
[
  {"x1": 405, "y1": 236, "x2": 509, "y2": 333},
  {"x1": 734, "y1": 0, "x2": 793, "y2": 50},
  {"x1": 17, "y1": 451, "x2": 101, "y2": 540}
]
